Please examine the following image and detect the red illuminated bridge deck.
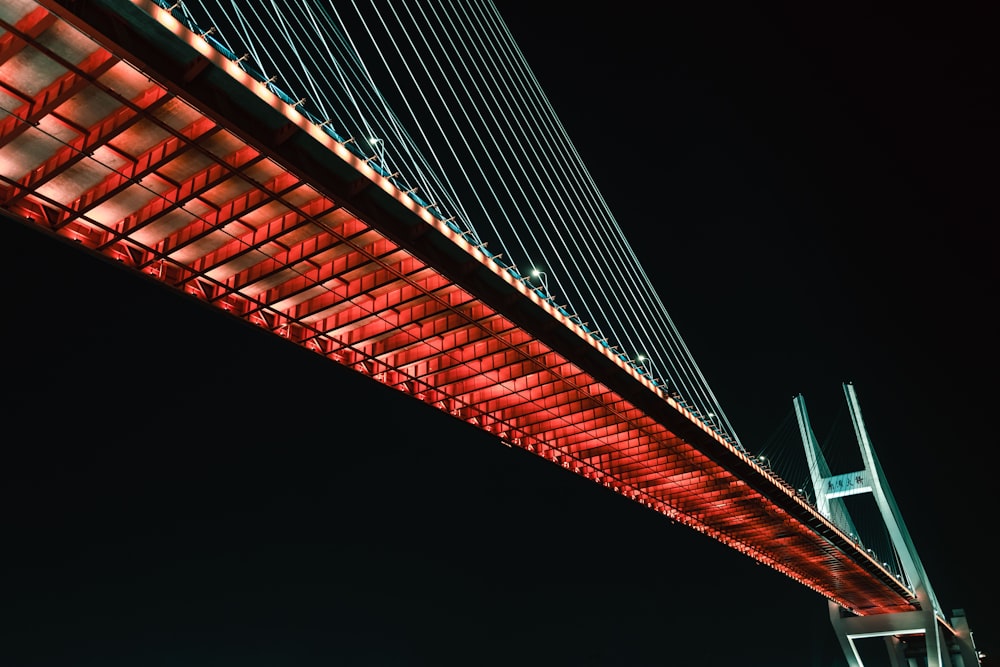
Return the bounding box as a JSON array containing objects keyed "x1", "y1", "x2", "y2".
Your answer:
[{"x1": 0, "y1": 0, "x2": 917, "y2": 619}]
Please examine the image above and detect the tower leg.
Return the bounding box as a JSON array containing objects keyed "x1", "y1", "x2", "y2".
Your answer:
[
  {"x1": 884, "y1": 634, "x2": 906, "y2": 667},
  {"x1": 949, "y1": 610, "x2": 981, "y2": 667},
  {"x1": 926, "y1": 620, "x2": 949, "y2": 667},
  {"x1": 829, "y1": 601, "x2": 863, "y2": 667}
]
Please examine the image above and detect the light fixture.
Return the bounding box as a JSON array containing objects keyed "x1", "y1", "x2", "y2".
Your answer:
[
  {"x1": 530, "y1": 268, "x2": 548, "y2": 295},
  {"x1": 635, "y1": 353, "x2": 653, "y2": 376},
  {"x1": 366, "y1": 137, "x2": 385, "y2": 170}
]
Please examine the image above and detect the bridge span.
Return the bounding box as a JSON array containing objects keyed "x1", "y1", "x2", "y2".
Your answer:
[{"x1": 0, "y1": 1, "x2": 978, "y2": 663}]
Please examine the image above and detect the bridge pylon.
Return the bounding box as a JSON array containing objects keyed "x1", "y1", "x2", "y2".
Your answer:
[{"x1": 794, "y1": 383, "x2": 981, "y2": 667}]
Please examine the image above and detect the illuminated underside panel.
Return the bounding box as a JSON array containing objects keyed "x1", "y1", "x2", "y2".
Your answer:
[{"x1": 0, "y1": 0, "x2": 916, "y2": 617}]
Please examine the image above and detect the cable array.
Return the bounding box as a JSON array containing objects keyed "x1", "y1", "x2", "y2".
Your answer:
[{"x1": 167, "y1": 0, "x2": 743, "y2": 447}]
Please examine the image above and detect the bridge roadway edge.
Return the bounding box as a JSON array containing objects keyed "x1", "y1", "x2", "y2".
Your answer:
[{"x1": 30, "y1": 0, "x2": 913, "y2": 614}]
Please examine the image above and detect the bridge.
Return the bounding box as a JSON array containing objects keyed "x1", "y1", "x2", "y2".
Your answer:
[{"x1": 0, "y1": 1, "x2": 982, "y2": 664}]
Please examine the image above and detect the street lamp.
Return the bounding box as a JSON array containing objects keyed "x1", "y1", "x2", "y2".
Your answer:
[
  {"x1": 636, "y1": 353, "x2": 654, "y2": 377},
  {"x1": 635, "y1": 353, "x2": 668, "y2": 388},
  {"x1": 367, "y1": 136, "x2": 385, "y2": 171},
  {"x1": 530, "y1": 268, "x2": 548, "y2": 296}
]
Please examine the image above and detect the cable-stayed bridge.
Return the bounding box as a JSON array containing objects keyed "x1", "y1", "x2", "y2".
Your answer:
[{"x1": 0, "y1": 2, "x2": 982, "y2": 664}]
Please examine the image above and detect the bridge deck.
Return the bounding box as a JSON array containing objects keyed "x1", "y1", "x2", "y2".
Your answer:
[{"x1": 1, "y1": 0, "x2": 915, "y2": 617}]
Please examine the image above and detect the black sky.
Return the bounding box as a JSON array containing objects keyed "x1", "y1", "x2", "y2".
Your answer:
[{"x1": 1, "y1": 2, "x2": 996, "y2": 666}]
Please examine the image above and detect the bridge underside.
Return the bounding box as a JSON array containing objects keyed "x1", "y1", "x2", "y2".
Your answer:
[{"x1": 1, "y1": 0, "x2": 918, "y2": 618}]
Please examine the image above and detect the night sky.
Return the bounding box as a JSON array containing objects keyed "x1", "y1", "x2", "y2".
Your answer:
[{"x1": 2, "y1": 2, "x2": 995, "y2": 666}]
